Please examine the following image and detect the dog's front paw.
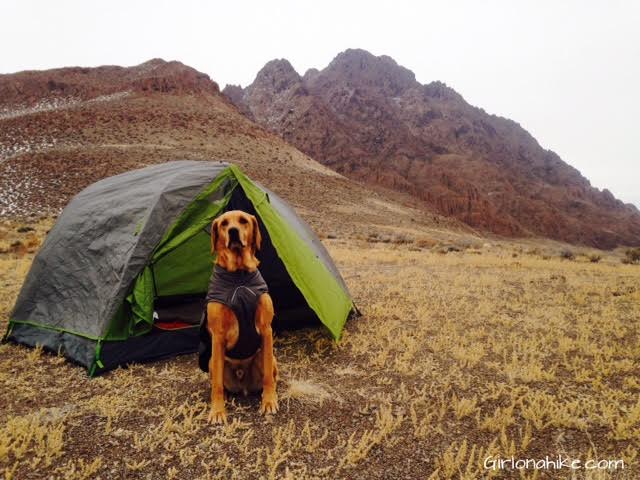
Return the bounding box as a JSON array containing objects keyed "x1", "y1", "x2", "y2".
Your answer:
[
  {"x1": 208, "y1": 405, "x2": 227, "y2": 424},
  {"x1": 260, "y1": 391, "x2": 279, "y2": 415}
]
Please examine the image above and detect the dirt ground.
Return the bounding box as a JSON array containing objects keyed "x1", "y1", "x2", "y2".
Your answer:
[{"x1": 1, "y1": 220, "x2": 639, "y2": 479}]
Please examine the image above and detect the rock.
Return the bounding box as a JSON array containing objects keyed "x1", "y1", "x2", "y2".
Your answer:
[{"x1": 228, "y1": 49, "x2": 640, "y2": 249}]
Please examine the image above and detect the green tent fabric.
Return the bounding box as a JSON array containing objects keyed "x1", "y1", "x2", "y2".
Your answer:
[{"x1": 3, "y1": 161, "x2": 355, "y2": 375}]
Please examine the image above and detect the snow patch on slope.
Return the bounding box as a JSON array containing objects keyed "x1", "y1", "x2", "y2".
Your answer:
[{"x1": 0, "y1": 91, "x2": 131, "y2": 121}]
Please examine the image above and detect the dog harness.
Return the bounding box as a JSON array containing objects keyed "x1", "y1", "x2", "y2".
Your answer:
[{"x1": 198, "y1": 265, "x2": 269, "y2": 370}]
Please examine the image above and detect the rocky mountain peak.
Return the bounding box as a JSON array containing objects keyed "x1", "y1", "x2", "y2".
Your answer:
[
  {"x1": 225, "y1": 49, "x2": 640, "y2": 248},
  {"x1": 249, "y1": 58, "x2": 303, "y2": 95},
  {"x1": 136, "y1": 58, "x2": 168, "y2": 68},
  {"x1": 221, "y1": 84, "x2": 253, "y2": 119},
  {"x1": 302, "y1": 68, "x2": 320, "y2": 84},
  {"x1": 129, "y1": 59, "x2": 219, "y2": 95},
  {"x1": 314, "y1": 48, "x2": 418, "y2": 96},
  {"x1": 222, "y1": 83, "x2": 244, "y2": 103}
]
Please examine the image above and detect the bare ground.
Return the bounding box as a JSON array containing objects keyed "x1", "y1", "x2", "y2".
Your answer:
[{"x1": 1, "y1": 219, "x2": 639, "y2": 479}]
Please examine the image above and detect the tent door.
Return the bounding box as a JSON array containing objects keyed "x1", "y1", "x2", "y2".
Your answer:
[{"x1": 224, "y1": 188, "x2": 322, "y2": 332}]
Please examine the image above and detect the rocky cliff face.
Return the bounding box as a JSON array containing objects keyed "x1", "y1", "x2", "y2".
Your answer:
[{"x1": 224, "y1": 49, "x2": 640, "y2": 248}]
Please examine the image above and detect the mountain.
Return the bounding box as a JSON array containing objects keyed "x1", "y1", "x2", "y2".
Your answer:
[
  {"x1": 223, "y1": 49, "x2": 640, "y2": 249},
  {"x1": 0, "y1": 59, "x2": 459, "y2": 237}
]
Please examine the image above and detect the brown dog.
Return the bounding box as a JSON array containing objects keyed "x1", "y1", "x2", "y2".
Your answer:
[{"x1": 206, "y1": 210, "x2": 278, "y2": 423}]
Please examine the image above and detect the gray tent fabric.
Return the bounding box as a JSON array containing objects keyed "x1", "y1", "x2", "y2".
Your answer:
[
  {"x1": 9, "y1": 323, "x2": 97, "y2": 368},
  {"x1": 10, "y1": 161, "x2": 230, "y2": 339}
]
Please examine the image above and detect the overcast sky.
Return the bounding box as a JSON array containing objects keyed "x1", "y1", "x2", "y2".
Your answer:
[{"x1": 3, "y1": 1, "x2": 639, "y2": 207}]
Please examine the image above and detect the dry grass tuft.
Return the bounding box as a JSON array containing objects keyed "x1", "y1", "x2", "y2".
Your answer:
[{"x1": 0, "y1": 411, "x2": 66, "y2": 469}]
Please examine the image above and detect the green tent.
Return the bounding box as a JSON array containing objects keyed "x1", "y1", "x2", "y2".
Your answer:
[{"x1": 3, "y1": 161, "x2": 355, "y2": 375}]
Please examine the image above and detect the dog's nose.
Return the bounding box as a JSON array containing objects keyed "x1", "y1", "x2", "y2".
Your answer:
[{"x1": 229, "y1": 228, "x2": 240, "y2": 241}]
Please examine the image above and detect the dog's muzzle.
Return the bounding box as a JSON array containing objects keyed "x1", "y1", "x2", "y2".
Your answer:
[{"x1": 228, "y1": 228, "x2": 244, "y2": 249}]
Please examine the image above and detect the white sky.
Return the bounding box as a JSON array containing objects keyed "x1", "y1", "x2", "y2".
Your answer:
[{"x1": 3, "y1": 0, "x2": 639, "y2": 207}]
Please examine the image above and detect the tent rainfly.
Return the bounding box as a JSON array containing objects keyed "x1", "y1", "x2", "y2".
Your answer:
[{"x1": 3, "y1": 161, "x2": 355, "y2": 375}]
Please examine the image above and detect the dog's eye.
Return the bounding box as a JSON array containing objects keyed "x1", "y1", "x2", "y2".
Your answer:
[
  {"x1": 239, "y1": 217, "x2": 248, "y2": 225},
  {"x1": 221, "y1": 219, "x2": 228, "y2": 227}
]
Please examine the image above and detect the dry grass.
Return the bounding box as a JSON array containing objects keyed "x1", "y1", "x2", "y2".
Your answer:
[
  {"x1": 281, "y1": 379, "x2": 335, "y2": 406},
  {"x1": 1, "y1": 220, "x2": 639, "y2": 478}
]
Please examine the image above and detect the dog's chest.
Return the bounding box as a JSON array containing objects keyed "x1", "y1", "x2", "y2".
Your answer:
[{"x1": 206, "y1": 266, "x2": 268, "y2": 359}]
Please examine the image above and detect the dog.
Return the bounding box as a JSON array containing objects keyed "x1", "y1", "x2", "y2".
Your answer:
[{"x1": 201, "y1": 209, "x2": 278, "y2": 423}]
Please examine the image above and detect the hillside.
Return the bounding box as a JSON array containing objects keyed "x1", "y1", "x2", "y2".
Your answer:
[
  {"x1": 0, "y1": 59, "x2": 460, "y2": 238},
  {"x1": 224, "y1": 49, "x2": 640, "y2": 249}
]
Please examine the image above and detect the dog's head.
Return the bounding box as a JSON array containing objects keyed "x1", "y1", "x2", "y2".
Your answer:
[{"x1": 211, "y1": 210, "x2": 262, "y2": 272}]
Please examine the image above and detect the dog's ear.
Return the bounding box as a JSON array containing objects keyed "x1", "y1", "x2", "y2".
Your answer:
[
  {"x1": 251, "y1": 215, "x2": 262, "y2": 251},
  {"x1": 210, "y1": 218, "x2": 219, "y2": 255}
]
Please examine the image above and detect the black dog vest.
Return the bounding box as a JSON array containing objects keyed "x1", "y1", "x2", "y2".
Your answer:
[{"x1": 198, "y1": 265, "x2": 269, "y2": 371}]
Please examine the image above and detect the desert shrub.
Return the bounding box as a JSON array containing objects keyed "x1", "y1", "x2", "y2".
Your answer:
[
  {"x1": 588, "y1": 253, "x2": 602, "y2": 263},
  {"x1": 560, "y1": 249, "x2": 575, "y2": 260},
  {"x1": 458, "y1": 239, "x2": 483, "y2": 250},
  {"x1": 415, "y1": 237, "x2": 437, "y2": 249},
  {"x1": 436, "y1": 244, "x2": 461, "y2": 254},
  {"x1": 391, "y1": 234, "x2": 412, "y2": 245},
  {"x1": 5, "y1": 240, "x2": 28, "y2": 256},
  {"x1": 367, "y1": 233, "x2": 393, "y2": 243},
  {"x1": 623, "y1": 248, "x2": 640, "y2": 265}
]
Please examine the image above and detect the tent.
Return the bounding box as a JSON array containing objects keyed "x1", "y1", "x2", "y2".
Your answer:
[{"x1": 3, "y1": 161, "x2": 355, "y2": 375}]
